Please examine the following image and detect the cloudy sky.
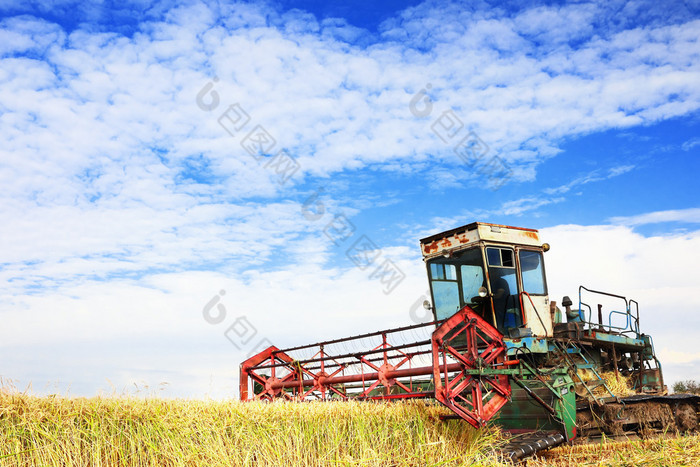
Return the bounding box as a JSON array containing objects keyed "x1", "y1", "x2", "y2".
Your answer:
[{"x1": 1, "y1": 0, "x2": 699, "y2": 398}]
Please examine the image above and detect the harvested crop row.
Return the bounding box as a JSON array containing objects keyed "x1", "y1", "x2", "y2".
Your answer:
[{"x1": 529, "y1": 434, "x2": 700, "y2": 466}]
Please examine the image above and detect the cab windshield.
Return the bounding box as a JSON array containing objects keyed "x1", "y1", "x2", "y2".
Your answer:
[
  {"x1": 428, "y1": 246, "x2": 546, "y2": 332},
  {"x1": 427, "y1": 248, "x2": 486, "y2": 321}
]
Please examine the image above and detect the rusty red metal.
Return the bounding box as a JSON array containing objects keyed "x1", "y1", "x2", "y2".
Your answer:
[
  {"x1": 432, "y1": 307, "x2": 511, "y2": 427},
  {"x1": 240, "y1": 306, "x2": 514, "y2": 428}
]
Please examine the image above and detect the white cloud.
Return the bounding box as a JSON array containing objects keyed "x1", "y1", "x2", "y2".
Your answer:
[
  {"x1": 501, "y1": 196, "x2": 565, "y2": 216},
  {"x1": 682, "y1": 137, "x2": 700, "y2": 151},
  {"x1": 660, "y1": 348, "x2": 700, "y2": 365},
  {"x1": 3, "y1": 219, "x2": 699, "y2": 397},
  {"x1": 544, "y1": 164, "x2": 637, "y2": 195},
  {"x1": 513, "y1": 3, "x2": 598, "y2": 44},
  {"x1": 0, "y1": 253, "x2": 429, "y2": 398},
  {"x1": 610, "y1": 207, "x2": 700, "y2": 226},
  {"x1": 1, "y1": 1, "x2": 700, "y2": 397},
  {"x1": 0, "y1": 15, "x2": 65, "y2": 55},
  {"x1": 2, "y1": 2, "x2": 697, "y2": 198}
]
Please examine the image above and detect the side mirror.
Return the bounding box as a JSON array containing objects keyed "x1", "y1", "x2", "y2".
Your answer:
[{"x1": 422, "y1": 300, "x2": 433, "y2": 311}]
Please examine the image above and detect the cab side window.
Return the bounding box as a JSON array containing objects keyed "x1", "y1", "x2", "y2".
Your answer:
[
  {"x1": 519, "y1": 250, "x2": 547, "y2": 295},
  {"x1": 429, "y1": 263, "x2": 460, "y2": 320}
]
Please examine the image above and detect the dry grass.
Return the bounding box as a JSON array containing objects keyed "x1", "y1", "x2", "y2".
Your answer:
[
  {"x1": 3, "y1": 386, "x2": 697, "y2": 466},
  {"x1": 598, "y1": 372, "x2": 635, "y2": 397},
  {"x1": 576, "y1": 370, "x2": 634, "y2": 397},
  {"x1": 0, "y1": 389, "x2": 505, "y2": 467},
  {"x1": 529, "y1": 434, "x2": 700, "y2": 466}
]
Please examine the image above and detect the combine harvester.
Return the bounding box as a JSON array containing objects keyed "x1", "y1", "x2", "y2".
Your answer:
[{"x1": 240, "y1": 222, "x2": 699, "y2": 460}]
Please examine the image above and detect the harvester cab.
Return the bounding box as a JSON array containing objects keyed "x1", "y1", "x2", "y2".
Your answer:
[
  {"x1": 240, "y1": 222, "x2": 699, "y2": 461},
  {"x1": 420, "y1": 222, "x2": 552, "y2": 338}
]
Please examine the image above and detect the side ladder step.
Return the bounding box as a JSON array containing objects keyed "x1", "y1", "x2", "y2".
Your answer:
[{"x1": 556, "y1": 341, "x2": 618, "y2": 406}]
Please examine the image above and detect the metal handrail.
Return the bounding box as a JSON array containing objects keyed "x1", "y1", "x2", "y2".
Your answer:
[
  {"x1": 629, "y1": 299, "x2": 641, "y2": 334},
  {"x1": 578, "y1": 285, "x2": 640, "y2": 337},
  {"x1": 608, "y1": 309, "x2": 631, "y2": 332}
]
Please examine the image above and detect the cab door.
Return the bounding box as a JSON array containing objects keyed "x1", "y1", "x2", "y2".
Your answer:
[
  {"x1": 484, "y1": 246, "x2": 522, "y2": 332},
  {"x1": 517, "y1": 249, "x2": 552, "y2": 337}
]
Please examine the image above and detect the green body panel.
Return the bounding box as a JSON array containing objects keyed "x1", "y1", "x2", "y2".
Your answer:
[
  {"x1": 641, "y1": 335, "x2": 655, "y2": 359},
  {"x1": 495, "y1": 372, "x2": 577, "y2": 440},
  {"x1": 640, "y1": 367, "x2": 664, "y2": 392}
]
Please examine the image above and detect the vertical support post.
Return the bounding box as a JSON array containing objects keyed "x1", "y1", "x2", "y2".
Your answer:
[
  {"x1": 490, "y1": 299, "x2": 498, "y2": 330},
  {"x1": 239, "y1": 364, "x2": 249, "y2": 401},
  {"x1": 320, "y1": 344, "x2": 326, "y2": 399},
  {"x1": 637, "y1": 351, "x2": 644, "y2": 393},
  {"x1": 597, "y1": 304, "x2": 603, "y2": 330},
  {"x1": 611, "y1": 344, "x2": 619, "y2": 381},
  {"x1": 382, "y1": 333, "x2": 388, "y2": 367}
]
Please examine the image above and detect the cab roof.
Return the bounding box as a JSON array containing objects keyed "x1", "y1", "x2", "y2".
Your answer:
[{"x1": 419, "y1": 222, "x2": 542, "y2": 259}]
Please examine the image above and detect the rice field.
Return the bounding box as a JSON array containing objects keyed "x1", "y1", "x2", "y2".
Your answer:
[
  {"x1": 1, "y1": 387, "x2": 698, "y2": 466},
  {"x1": 0, "y1": 389, "x2": 503, "y2": 466},
  {"x1": 530, "y1": 434, "x2": 700, "y2": 466}
]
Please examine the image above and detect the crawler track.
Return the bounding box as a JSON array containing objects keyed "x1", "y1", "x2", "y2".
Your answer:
[
  {"x1": 500, "y1": 431, "x2": 567, "y2": 462},
  {"x1": 499, "y1": 394, "x2": 699, "y2": 462},
  {"x1": 577, "y1": 394, "x2": 700, "y2": 439}
]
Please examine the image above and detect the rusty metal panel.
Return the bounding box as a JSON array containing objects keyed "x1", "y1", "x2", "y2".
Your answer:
[
  {"x1": 476, "y1": 223, "x2": 540, "y2": 245},
  {"x1": 420, "y1": 222, "x2": 541, "y2": 258},
  {"x1": 420, "y1": 228, "x2": 480, "y2": 258}
]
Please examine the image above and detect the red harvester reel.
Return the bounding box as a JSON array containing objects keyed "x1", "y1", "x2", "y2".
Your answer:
[
  {"x1": 240, "y1": 306, "x2": 513, "y2": 428},
  {"x1": 431, "y1": 307, "x2": 512, "y2": 426}
]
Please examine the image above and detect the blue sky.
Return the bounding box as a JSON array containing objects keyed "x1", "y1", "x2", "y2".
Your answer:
[{"x1": 0, "y1": 0, "x2": 699, "y2": 397}]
